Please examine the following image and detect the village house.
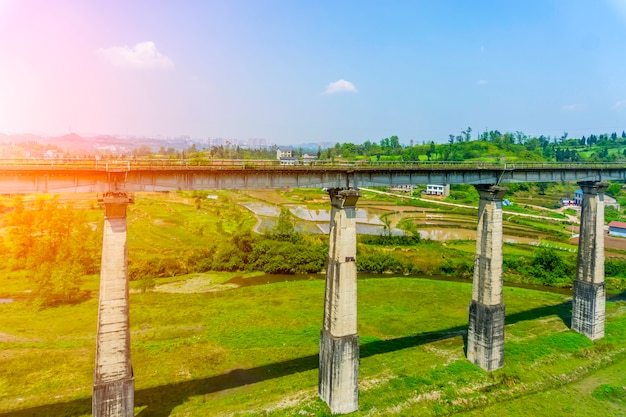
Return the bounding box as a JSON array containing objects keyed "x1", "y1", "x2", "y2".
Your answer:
[
  {"x1": 276, "y1": 148, "x2": 292, "y2": 160},
  {"x1": 425, "y1": 184, "x2": 450, "y2": 197},
  {"x1": 608, "y1": 221, "x2": 626, "y2": 238}
]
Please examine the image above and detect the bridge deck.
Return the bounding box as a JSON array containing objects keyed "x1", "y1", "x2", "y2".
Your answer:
[{"x1": 0, "y1": 159, "x2": 624, "y2": 193}]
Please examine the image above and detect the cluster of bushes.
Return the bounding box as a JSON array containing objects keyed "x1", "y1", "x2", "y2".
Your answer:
[
  {"x1": 606, "y1": 258, "x2": 626, "y2": 278},
  {"x1": 359, "y1": 235, "x2": 421, "y2": 246},
  {"x1": 357, "y1": 251, "x2": 405, "y2": 274},
  {"x1": 129, "y1": 209, "x2": 328, "y2": 278},
  {"x1": 128, "y1": 232, "x2": 327, "y2": 278},
  {"x1": 503, "y1": 247, "x2": 576, "y2": 287}
]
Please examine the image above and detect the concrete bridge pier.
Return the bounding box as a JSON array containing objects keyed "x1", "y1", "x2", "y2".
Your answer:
[
  {"x1": 572, "y1": 181, "x2": 608, "y2": 341},
  {"x1": 467, "y1": 185, "x2": 508, "y2": 371},
  {"x1": 319, "y1": 188, "x2": 360, "y2": 414},
  {"x1": 93, "y1": 193, "x2": 134, "y2": 417}
]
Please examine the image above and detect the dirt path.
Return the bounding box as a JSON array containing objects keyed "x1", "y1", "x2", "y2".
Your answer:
[{"x1": 0, "y1": 331, "x2": 30, "y2": 343}]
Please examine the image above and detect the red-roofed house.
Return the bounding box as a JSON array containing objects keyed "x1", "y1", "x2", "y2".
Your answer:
[{"x1": 608, "y1": 221, "x2": 626, "y2": 238}]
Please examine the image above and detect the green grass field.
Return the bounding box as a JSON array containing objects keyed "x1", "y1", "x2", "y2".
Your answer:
[
  {"x1": 2, "y1": 189, "x2": 626, "y2": 416},
  {"x1": 1, "y1": 275, "x2": 625, "y2": 416}
]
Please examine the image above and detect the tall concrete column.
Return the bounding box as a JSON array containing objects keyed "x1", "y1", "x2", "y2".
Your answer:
[
  {"x1": 93, "y1": 193, "x2": 134, "y2": 417},
  {"x1": 319, "y1": 188, "x2": 360, "y2": 414},
  {"x1": 572, "y1": 181, "x2": 608, "y2": 341},
  {"x1": 467, "y1": 185, "x2": 507, "y2": 371}
]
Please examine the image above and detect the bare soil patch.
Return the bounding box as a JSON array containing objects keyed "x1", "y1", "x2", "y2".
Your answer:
[
  {"x1": 0, "y1": 331, "x2": 28, "y2": 343},
  {"x1": 154, "y1": 275, "x2": 238, "y2": 293},
  {"x1": 571, "y1": 235, "x2": 626, "y2": 254}
]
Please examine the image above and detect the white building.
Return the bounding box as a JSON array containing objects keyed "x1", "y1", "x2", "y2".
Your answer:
[
  {"x1": 279, "y1": 157, "x2": 299, "y2": 166},
  {"x1": 276, "y1": 148, "x2": 292, "y2": 160},
  {"x1": 574, "y1": 189, "x2": 583, "y2": 206},
  {"x1": 425, "y1": 184, "x2": 450, "y2": 196},
  {"x1": 302, "y1": 153, "x2": 318, "y2": 165}
]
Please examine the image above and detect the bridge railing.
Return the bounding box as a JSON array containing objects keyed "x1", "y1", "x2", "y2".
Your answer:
[{"x1": 0, "y1": 158, "x2": 623, "y2": 171}]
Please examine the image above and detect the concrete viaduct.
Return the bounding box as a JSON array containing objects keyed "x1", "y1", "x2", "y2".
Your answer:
[{"x1": 1, "y1": 160, "x2": 625, "y2": 416}]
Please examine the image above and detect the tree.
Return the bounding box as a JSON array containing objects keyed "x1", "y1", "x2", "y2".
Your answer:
[
  {"x1": 428, "y1": 141, "x2": 436, "y2": 160},
  {"x1": 531, "y1": 247, "x2": 571, "y2": 285},
  {"x1": 537, "y1": 182, "x2": 548, "y2": 195},
  {"x1": 462, "y1": 127, "x2": 472, "y2": 142},
  {"x1": 381, "y1": 213, "x2": 393, "y2": 237},
  {"x1": 271, "y1": 208, "x2": 299, "y2": 242},
  {"x1": 397, "y1": 218, "x2": 419, "y2": 238},
  {"x1": 341, "y1": 143, "x2": 357, "y2": 158},
  {"x1": 132, "y1": 145, "x2": 152, "y2": 157},
  {"x1": 606, "y1": 183, "x2": 622, "y2": 197},
  {"x1": 5, "y1": 196, "x2": 99, "y2": 306}
]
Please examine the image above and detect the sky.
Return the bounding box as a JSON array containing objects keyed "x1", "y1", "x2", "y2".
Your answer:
[{"x1": 1, "y1": 0, "x2": 626, "y2": 145}]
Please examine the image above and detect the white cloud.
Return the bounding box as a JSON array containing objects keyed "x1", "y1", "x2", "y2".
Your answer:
[
  {"x1": 562, "y1": 104, "x2": 581, "y2": 111},
  {"x1": 613, "y1": 99, "x2": 626, "y2": 109},
  {"x1": 324, "y1": 79, "x2": 358, "y2": 94},
  {"x1": 476, "y1": 79, "x2": 488, "y2": 85},
  {"x1": 98, "y1": 41, "x2": 174, "y2": 70}
]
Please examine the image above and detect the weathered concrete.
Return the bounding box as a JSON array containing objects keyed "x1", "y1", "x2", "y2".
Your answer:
[
  {"x1": 93, "y1": 193, "x2": 134, "y2": 417},
  {"x1": 319, "y1": 188, "x2": 360, "y2": 414},
  {"x1": 467, "y1": 185, "x2": 507, "y2": 371},
  {"x1": 572, "y1": 181, "x2": 608, "y2": 340},
  {"x1": 3, "y1": 162, "x2": 626, "y2": 194}
]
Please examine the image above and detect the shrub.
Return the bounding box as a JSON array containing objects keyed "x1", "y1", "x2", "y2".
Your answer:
[{"x1": 530, "y1": 247, "x2": 575, "y2": 286}]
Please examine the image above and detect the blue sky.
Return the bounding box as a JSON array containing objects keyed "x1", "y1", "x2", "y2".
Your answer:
[{"x1": 0, "y1": 0, "x2": 625, "y2": 145}]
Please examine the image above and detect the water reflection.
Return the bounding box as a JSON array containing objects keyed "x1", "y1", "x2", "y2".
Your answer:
[
  {"x1": 241, "y1": 202, "x2": 540, "y2": 243},
  {"x1": 240, "y1": 202, "x2": 281, "y2": 217}
]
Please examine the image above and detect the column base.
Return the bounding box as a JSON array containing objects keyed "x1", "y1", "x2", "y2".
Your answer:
[
  {"x1": 572, "y1": 280, "x2": 605, "y2": 341},
  {"x1": 93, "y1": 377, "x2": 134, "y2": 417},
  {"x1": 319, "y1": 329, "x2": 359, "y2": 414},
  {"x1": 467, "y1": 301, "x2": 505, "y2": 371}
]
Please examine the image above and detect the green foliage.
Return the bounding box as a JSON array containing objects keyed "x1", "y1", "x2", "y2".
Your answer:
[
  {"x1": 592, "y1": 384, "x2": 626, "y2": 404},
  {"x1": 605, "y1": 206, "x2": 625, "y2": 224},
  {"x1": 250, "y1": 240, "x2": 326, "y2": 274},
  {"x1": 268, "y1": 207, "x2": 300, "y2": 242},
  {"x1": 606, "y1": 182, "x2": 622, "y2": 197},
  {"x1": 447, "y1": 184, "x2": 479, "y2": 204},
  {"x1": 606, "y1": 259, "x2": 626, "y2": 278},
  {"x1": 2, "y1": 196, "x2": 100, "y2": 305},
  {"x1": 138, "y1": 274, "x2": 156, "y2": 293},
  {"x1": 359, "y1": 234, "x2": 421, "y2": 246},
  {"x1": 357, "y1": 251, "x2": 405, "y2": 273},
  {"x1": 530, "y1": 247, "x2": 574, "y2": 285},
  {"x1": 396, "y1": 217, "x2": 419, "y2": 237},
  {"x1": 3, "y1": 277, "x2": 626, "y2": 416},
  {"x1": 503, "y1": 247, "x2": 576, "y2": 287}
]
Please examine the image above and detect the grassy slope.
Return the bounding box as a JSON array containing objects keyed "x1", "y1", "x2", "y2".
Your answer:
[{"x1": 1, "y1": 277, "x2": 625, "y2": 416}]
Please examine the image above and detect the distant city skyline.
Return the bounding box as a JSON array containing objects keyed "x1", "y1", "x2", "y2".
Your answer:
[{"x1": 1, "y1": 1, "x2": 625, "y2": 144}]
